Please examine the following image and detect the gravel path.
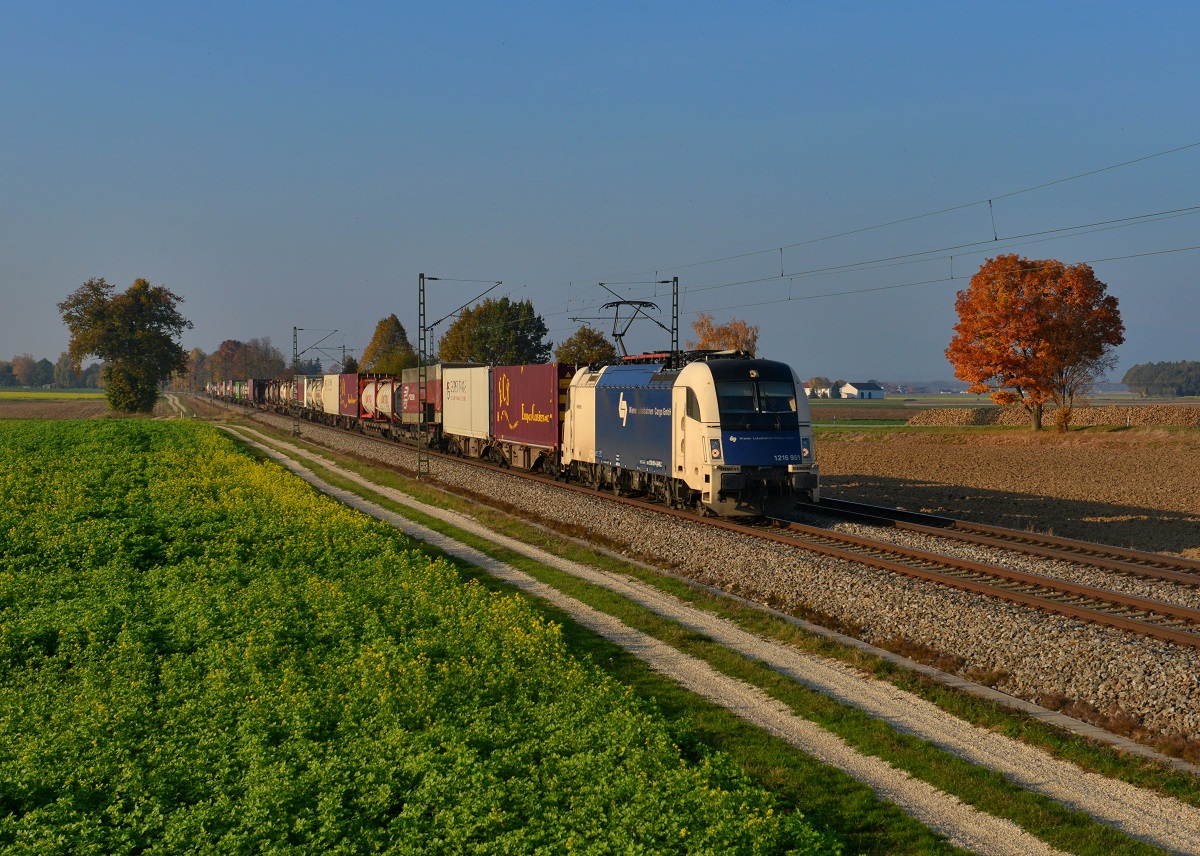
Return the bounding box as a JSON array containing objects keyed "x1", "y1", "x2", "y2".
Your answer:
[{"x1": 228, "y1": 424, "x2": 1200, "y2": 855}]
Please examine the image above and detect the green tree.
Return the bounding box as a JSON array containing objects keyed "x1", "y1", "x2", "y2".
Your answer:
[
  {"x1": 1122, "y1": 360, "x2": 1200, "y2": 397},
  {"x1": 438, "y1": 297, "x2": 551, "y2": 365},
  {"x1": 0, "y1": 362, "x2": 15, "y2": 387},
  {"x1": 53, "y1": 353, "x2": 80, "y2": 388},
  {"x1": 554, "y1": 325, "x2": 618, "y2": 366},
  {"x1": 361, "y1": 314, "x2": 417, "y2": 374},
  {"x1": 31, "y1": 358, "x2": 54, "y2": 387},
  {"x1": 58, "y1": 277, "x2": 192, "y2": 412},
  {"x1": 81, "y1": 362, "x2": 106, "y2": 389}
]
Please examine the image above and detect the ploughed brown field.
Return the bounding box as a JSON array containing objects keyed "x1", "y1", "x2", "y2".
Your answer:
[
  {"x1": 0, "y1": 399, "x2": 112, "y2": 420},
  {"x1": 817, "y1": 428, "x2": 1200, "y2": 559}
]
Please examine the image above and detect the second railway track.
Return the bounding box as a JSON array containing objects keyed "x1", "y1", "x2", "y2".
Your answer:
[{"x1": 813, "y1": 496, "x2": 1200, "y2": 585}]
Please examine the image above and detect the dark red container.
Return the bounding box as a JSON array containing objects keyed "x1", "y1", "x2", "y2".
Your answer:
[
  {"x1": 491, "y1": 363, "x2": 574, "y2": 449},
  {"x1": 339, "y1": 374, "x2": 360, "y2": 417}
]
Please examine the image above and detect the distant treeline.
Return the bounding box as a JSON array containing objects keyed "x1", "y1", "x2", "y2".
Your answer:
[
  {"x1": 1121, "y1": 360, "x2": 1200, "y2": 397},
  {"x1": 170, "y1": 338, "x2": 319, "y2": 390},
  {"x1": 0, "y1": 354, "x2": 104, "y2": 389}
]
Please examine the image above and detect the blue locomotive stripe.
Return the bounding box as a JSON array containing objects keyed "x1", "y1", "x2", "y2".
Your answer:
[{"x1": 721, "y1": 432, "x2": 806, "y2": 465}]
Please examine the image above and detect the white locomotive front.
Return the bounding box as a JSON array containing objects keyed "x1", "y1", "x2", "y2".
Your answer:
[{"x1": 562, "y1": 353, "x2": 818, "y2": 516}]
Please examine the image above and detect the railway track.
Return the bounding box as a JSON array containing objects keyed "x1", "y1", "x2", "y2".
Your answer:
[
  {"x1": 746, "y1": 515, "x2": 1200, "y2": 650},
  {"x1": 811, "y1": 497, "x2": 1200, "y2": 586},
  {"x1": 207, "y1": 396, "x2": 1200, "y2": 650}
]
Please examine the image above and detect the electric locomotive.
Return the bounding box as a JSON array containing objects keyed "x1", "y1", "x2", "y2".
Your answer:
[{"x1": 562, "y1": 351, "x2": 818, "y2": 516}]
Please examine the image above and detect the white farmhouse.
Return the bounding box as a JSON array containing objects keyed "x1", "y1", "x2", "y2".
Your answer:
[{"x1": 838, "y1": 382, "x2": 884, "y2": 399}]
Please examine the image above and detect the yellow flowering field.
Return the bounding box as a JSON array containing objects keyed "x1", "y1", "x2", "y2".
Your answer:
[{"x1": 0, "y1": 421, "x2": 829, "y2": 854}]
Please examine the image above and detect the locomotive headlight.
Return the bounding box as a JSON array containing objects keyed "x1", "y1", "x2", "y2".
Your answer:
[
  {"x1": 801, "y1": 437, "x2": 812, "y2": 459},
  {"x1": 709, "y1": 438, "x2": 722, "y2": 460}
]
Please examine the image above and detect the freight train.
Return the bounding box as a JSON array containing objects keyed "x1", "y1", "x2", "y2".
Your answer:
[{"x1": 207, "y1": 350, "x2": 819, "y2": 517}]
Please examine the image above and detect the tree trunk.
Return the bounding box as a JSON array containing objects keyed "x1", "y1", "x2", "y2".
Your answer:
[{"x1": 1030, "y1": 402, "x2": 1043, "y2": 430}]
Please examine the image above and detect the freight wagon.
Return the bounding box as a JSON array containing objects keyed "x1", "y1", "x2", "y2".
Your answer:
[{"x1": 207, "y1": 349, "x2": 818, "y2": 517}]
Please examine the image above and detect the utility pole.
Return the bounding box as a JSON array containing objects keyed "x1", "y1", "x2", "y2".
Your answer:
[
  {"x1": 292, "y1": 326, "x2": 301, "y2": 435},
  {"x1": 417, "y1": 273, "x2": 430, "y2": 479},
  {"x1": 670, "y1": 276, "x2": 679, "y2": 367}
]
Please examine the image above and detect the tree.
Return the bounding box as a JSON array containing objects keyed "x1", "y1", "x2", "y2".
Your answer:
[
  {"x1": 80, "y1": 362, "x2": 106, "y2": 389},
  {"x1": 341, "y1": 354, "x2": 359, "y2": 373},
  {"x1": 361, "y1": 314, "x2": 417, "y2": 374},
  {"x1": 33, "y1": 358, "x2": 54, "y2": 387},
  {"x1": 10, "y1": 354, "x2": 37, "y2": 386},
  {"x1": 293, "y1": 357, "x2": 322, "y2": 375},
  {"x1": 0, "y1": 362, "x2": 15, "y2": 387},
  {"x1": 554, "y1": 325, "x2": 618, "y2": 366},
  {"x1": 807, "y1": 376, "x2": 832, "y2": 398},
  {"x1": 1122, "y1": 360, "x2": 1200, "y2": 397},
  {"x1": 58, "y1": 277, "x2": 192, "y2": 412},
  {"x1": 53, "y1": 352, "x2": 81, "y2": 388},
  {"x1": 438, "y1": 297, "x2": 551, "y2": 365},
  {"x1": 946, "y1": 255, "x2": 1124, "y2": 431},
  {"x1": 685, "y1": 312, "x2": 759, "y2": 355}
]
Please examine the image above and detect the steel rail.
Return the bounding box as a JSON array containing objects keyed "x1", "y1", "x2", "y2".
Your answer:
[{"x1": 813, "y1": 497, "x2": 1200, "y2": 585}]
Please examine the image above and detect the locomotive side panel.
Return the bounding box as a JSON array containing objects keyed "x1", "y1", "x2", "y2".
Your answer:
[{"x1": 592, "y1": 365, "x2": 673, "y2": 475}]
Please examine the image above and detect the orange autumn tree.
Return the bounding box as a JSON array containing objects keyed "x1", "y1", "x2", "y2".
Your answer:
[
  {"x1": 946, "y1": 255, "x2": 1124, "y2": 431},
  {"x1": 686, "y1": 312, "x2": 759, "y2": 355}
]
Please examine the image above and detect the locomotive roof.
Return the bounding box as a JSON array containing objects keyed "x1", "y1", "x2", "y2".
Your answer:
[
  {"x1": 701, "y1": 358, "x2": 795, "y2": 383},
  {"x1": 593, "y1": 361, "x2": 676, "y2": 388},
  {"x1": 593, "y1": 358, "x2": 794, "y2": 388}
]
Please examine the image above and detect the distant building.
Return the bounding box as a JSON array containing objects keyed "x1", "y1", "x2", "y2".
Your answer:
[{"x1": 838, "y1": 382, "x2": 884, "y2": 399}]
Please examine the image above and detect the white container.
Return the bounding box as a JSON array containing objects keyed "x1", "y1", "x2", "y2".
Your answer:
[
  {"x1": 442, "y1": 366, "x2": 491, "y2": 440},
  {"x1": 322, "y1": 375, "x2": 341, "y2": 415}
]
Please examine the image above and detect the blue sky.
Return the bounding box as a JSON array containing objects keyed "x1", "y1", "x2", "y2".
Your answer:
[{"x1": 2, "y1": 2, "x2": 1197, "y2": 382}]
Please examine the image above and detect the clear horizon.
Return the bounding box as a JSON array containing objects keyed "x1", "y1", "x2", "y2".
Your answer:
[{"x1": 3, "y1": 3, "x2": 1197, "y2": 382}]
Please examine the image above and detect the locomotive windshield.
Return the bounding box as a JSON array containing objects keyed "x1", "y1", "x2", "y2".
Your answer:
[{"x1": 715, "y1": 380, "x2": 798, "y2": 430}]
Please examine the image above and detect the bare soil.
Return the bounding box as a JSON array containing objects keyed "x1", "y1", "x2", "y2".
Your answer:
[
  {"x1": 817, "y1": 428, "x2": 1200, "y2": 559},
  {"x1": 0, "y1": 399, "x2": 111, "y2": 420}
]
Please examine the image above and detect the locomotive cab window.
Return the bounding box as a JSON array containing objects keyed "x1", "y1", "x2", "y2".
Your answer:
[
  {"x1": 715, "y1": 380, "x2": 799, "y2": 430},
  {"x1": 759, "y1": 381, "x2": 797, "y2": 413},
  {"x1": 685, "y1": 387, "x2": 701, "y2": 421},
  {"x1": 716, "y1": 381, "x2": 755, "y2": 414}
]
